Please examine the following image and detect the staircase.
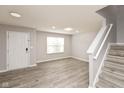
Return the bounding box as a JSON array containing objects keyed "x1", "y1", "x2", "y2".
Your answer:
[{"x1": 96, "y1": 44, "x2": 124, "y2": 88}]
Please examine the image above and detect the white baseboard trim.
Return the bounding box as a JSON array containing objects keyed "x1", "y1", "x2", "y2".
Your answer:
[
  {"x1": 0, "y1": 69, "x2": 8, "y2": 73},
  {"x1": 37, "y1": 56, "x2": 72, "y2": 63},
  {"x1": 71, "y1": 56, "x2": 89, "y2": 62},
  {"x1": 29, "y1": 64, "x2": 37, "y2": 67},
  {"x1": 0, "y1": 64, "x2": 37, "y2": 73},
  {"x1": 93, "y1": 43, "x2": 111, "y2": 87},
  {"x1": 37, "y1": 56, "x2": 89, "y2": 63},
  {"x1": 110, "y1": 43, "x2": 124, "y2": 45}
]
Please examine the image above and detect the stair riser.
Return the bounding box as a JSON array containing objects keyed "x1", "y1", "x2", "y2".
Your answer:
[
  {"x1": 100, "y1": 74, "x2": 124, "y2": 87},
  {"x1": 103, "y1": 67, "x2": 124, "y2": 78},
  {"x1": 97, "y1": 81, "x2": 118, "y2": 88},
  {"x1": 104, "y1": 62, "x2": 124, "y2": 71},
  {"x1": 110, "y1": 46, "x2": 124, "y2": 50},
  {"x1": 108, "y1": 50, "x2": 124, "y2": 57},
  {"x1": 106, "y1": 56, "x2": 124, "y2": 64},
  {"x1": 97, "y1": 76, "x2": 119, "y2": 88},
  {"x1": 103, "y1": 70, "x2": 124, "y2": 81}
]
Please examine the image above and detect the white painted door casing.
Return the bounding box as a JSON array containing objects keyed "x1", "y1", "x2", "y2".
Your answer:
[{"x1": 7, "y1": 31, "x2": 30, "y2": 70}]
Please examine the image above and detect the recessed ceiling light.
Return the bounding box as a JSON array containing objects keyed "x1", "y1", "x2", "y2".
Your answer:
[
  {"x1": 10, "y1": 12, "x2": 21, "y2": 18},
  {"x1": 52, "y1": 26, "x2": 56, "y2": 29},
  {"x1": 76, "y1": 30, "x2": 79, "y2": 33},
  {"x1": 64, "y1": 27, "x2": 73, "y2": 31}
]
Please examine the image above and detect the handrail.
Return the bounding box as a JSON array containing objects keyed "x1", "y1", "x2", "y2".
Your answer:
[
  {"x1": 87, "y1": 22, "x2": 114, "y2": 87},
  {"x1": 93, "y1": 24, "x2": 113, "y2": 60},
  {"x1": 87, "y1": 25, "x2": 107, "y2": 54}
]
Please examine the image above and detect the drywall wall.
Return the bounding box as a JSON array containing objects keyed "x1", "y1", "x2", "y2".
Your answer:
[
  {"x1": 0, "y1": 26, "x2": 6, "y2": 70},
  {"x1": 36, "y1": 31, "x2": 72, "y2": 62},
  {"x1": 0, "y1": 24, "x2": 36, "y2": 71},
  {"x1": 97, "y1": 5, "x2": 124, "y2": 43},
  {"x1": 96, "y1": 5, "x2": 117, "y2": 42},
  {"x1": 72, "y1": 31, "x2": 98, "y2": 61},
  {"x1": 117, "y1": 6, "x2": 124, "y2": 43}
]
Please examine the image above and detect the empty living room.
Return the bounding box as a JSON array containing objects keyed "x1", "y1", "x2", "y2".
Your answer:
[
  {"x1": 1, "y1": 5, "x2": 96, "y2": 88},
  {"x1": 0, "y1": 0, "x2": 124, "y2": 90}
]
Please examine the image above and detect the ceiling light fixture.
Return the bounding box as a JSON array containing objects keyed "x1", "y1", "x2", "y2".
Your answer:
[
  {"x1": 64, "y1": 27, "x2": 73, "y2": 31},
  {"x1": 76, "y1": 30, "x2": 79, "y2": 33},
  {"x1": 52, "y1": 26, "x2": 56, "y2": 29},
  {"x1": 10, "y1": 12, "x2": 21, "y2": 18}
]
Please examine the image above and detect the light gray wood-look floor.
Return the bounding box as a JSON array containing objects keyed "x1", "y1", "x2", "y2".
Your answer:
[{"x1": 0, "y1": 58, "x2": 89, "y2": 88}]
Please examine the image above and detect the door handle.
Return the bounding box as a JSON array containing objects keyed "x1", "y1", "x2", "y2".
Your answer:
[{"x1": 26, "y1": 48, "x2": 28, "y2": 52}]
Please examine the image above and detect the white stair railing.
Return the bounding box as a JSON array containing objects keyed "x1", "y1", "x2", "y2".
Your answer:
[{"x1": 87, "y1": 23, "x2": 113, "y2": 87}]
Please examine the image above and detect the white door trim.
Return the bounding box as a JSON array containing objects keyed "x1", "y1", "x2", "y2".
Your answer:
[{"x1": 6, "y1": 31, "x2": 31, "y2": 71}]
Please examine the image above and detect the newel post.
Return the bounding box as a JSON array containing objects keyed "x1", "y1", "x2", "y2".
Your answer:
[{"x1": 89, "y1": 54, "x2": 94, "y2": 87}]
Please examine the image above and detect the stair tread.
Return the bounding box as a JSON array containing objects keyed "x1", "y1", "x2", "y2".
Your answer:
[
  {"x1": 96, "y1": 76, "x2": 119, "y2": 88},
  {"x1": 106, "y1": 55, "x2": 124, "y2": 60},
  {"x1": 99, "y1": 72, "x2": 124, "y2": 87},
  {"x1": 111, "y1": 44, "x2": 124, "y2": 46},
  {"x1": 96, "y1": 81, "x2": 111, "y2": 88},
  {"x1": 106, "y1": 55, "x2": 124, "y2": 66},
  {"x1": 106, "y1": 56, "x2": 124, "y2": 62},
  {"x1": 104, "y1": 61, "x2": 124, "y2": 71},
  {"x1": 110, "y1": 45, "x2": 124, "y2": 50},
  {"x1": 103, "y1": 69, "x2": 124, "y2": 81},
  {"x1": 103, "y1": 67, "x2": 124, "y2": 78},
  {"x1": 108, "y1": 50, "x2": 124, "y2": 57},
  {"x1": 105, "y1": 60, "x2": 124, "y2": 67},
  {"x1": 96, "y1": 79, "x2": 112, "y2": 88}
]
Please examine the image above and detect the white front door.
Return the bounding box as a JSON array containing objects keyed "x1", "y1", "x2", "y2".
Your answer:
[{"x1": 7, "y1": 31, "x2": 30, "y2": 70}]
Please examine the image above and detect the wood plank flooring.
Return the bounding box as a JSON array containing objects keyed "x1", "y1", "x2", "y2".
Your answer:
[{"x1": 0, "y1": 58, "x2": 89, "y2": 88}]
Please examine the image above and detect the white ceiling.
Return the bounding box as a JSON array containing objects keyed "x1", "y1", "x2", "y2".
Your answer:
[{"x1": 0, "y1": 5, "x2": 106, "y2": 34}]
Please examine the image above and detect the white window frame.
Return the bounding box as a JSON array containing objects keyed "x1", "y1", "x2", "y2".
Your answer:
[{"x1": 47, "y1": 37, "x2": 64, "y2": 54}]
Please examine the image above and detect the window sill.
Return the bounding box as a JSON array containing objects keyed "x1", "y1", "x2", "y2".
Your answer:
[{"x1": 47, "y1": 52, "x2": 64, "y2": 55}]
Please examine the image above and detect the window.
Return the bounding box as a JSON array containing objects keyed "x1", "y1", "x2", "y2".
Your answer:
[{"x1": 47, "y1": 37, "x2": 64, "y2": 54}]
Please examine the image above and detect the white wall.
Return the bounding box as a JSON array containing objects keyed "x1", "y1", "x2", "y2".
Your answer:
[
  {"x1": 117, "y1": 6, "x2": 124, "y2": 43},
  {"x1": 72, "y1": 31, "x2": 98, "y2": 61},
  {"x1": 36, "y1": 30, "x2": 99, "y2": 63},
  {"x1": 36, "y1": 31, "x2": 72, "y2": 62},
  {"x1": 0, "y1": 25, "x2": 6, "y2": 70}
]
